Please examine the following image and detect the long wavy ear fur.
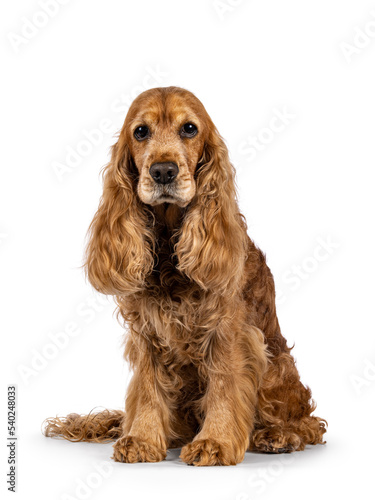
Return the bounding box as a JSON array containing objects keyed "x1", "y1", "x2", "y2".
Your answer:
[
  {"x1": 84, "y1": 137, "x2": 154, "y2": 295},
  {"x1": 175, "y1": 128, "x2": 248, "y2": 295}
]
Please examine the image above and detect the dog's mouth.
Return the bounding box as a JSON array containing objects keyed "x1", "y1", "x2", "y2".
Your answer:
[
  {"x1": 151, "y1": 188, "x2": 192, "y2": 207},
  {"x1": 151, "y1": 184, "x2": 178, "y2": 203},
  {"x1": 152, "y1": 193, "x2": 183, "y2": 206},
  {"x1": 158, "y1": 195, "x2": 176, "y2": 202}
]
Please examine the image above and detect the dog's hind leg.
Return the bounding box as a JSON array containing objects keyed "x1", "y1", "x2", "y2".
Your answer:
[{"x1": 251, "y1": 350, "x2": 327, "y2": 453}]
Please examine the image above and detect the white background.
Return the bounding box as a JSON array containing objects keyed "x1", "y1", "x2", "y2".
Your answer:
[{"x1": 1, "y1": 0, "x2": 375, "y2": 498}]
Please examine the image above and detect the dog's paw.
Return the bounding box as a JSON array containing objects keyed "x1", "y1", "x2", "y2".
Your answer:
[
  {"x1": 262, "y1": 442, "x2": 295, "y2": 454},
  {"x1": 112, "y1": 435, "x2": 166, "y2": 463},
  {"x1": 180, "y1": 438, "x2": 237, "y2": 466},
  {"x1": 251, "y1": 432, "x2": 299, "y2": 454}
]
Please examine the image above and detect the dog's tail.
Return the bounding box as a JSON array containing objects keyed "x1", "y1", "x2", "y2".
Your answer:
[{"x1": 42, "y1": 409, "x2": 124, "y2": 443}]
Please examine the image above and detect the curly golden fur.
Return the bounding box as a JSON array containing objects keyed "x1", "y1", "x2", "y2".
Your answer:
[{"x1": 43, "y1": 86, "x2": 326, "y2": 465}]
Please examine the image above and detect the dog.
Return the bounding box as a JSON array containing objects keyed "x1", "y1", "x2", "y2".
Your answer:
[{"x1": 44, "y1": 86, "x2": 326, "y2": 466}]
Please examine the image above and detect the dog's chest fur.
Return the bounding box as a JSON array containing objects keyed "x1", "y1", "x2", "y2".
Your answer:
[{"x1": 123, "y1": 203, "x2": 230, "y2": 368}]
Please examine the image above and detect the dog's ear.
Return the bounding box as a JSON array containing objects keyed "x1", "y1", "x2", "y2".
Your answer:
[
  {"x1": 175, "y1": 127, "x2": 248, "y2": 295},
  {"x1": 84, "y1": 137, "x2": 154, "y2": 296}
]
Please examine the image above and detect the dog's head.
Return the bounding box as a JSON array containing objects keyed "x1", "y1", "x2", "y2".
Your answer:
[
  {"x1": 122, "y1": 86, "x2": 212, "y2": 207},
  {"x1": 85, "y1": 86, "x2": 247, "y2": 296}
]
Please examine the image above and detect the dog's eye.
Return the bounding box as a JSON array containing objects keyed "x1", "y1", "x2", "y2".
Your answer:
[
  {"x1": 180, "y1": 123, "x2": 198, "y2": 138},
  {"x1": 134, "y1": 126, "x2": 150, "y2": 141}
]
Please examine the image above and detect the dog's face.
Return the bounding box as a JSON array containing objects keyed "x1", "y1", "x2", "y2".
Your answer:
[{"x1": 124, "y1": 88, "x2": 208, "y2": 207}]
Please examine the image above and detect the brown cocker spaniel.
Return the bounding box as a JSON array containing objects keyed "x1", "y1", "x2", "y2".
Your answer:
[{"x1": 44, "y1": 86, "x2": 326, "y2": 466}]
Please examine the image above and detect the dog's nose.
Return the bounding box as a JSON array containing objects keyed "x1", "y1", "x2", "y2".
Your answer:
[{"x1": 149, "y1": 162, "x2": 179, "y2": 185}]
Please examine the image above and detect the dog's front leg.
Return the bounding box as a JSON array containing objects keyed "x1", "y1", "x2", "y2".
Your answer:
[
  {"x1": 112, "y1": 340, "x2": 171, "y2": 463},
  {"x1": 180, "y1": 324, "x2": 268, "y2": 466}
]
